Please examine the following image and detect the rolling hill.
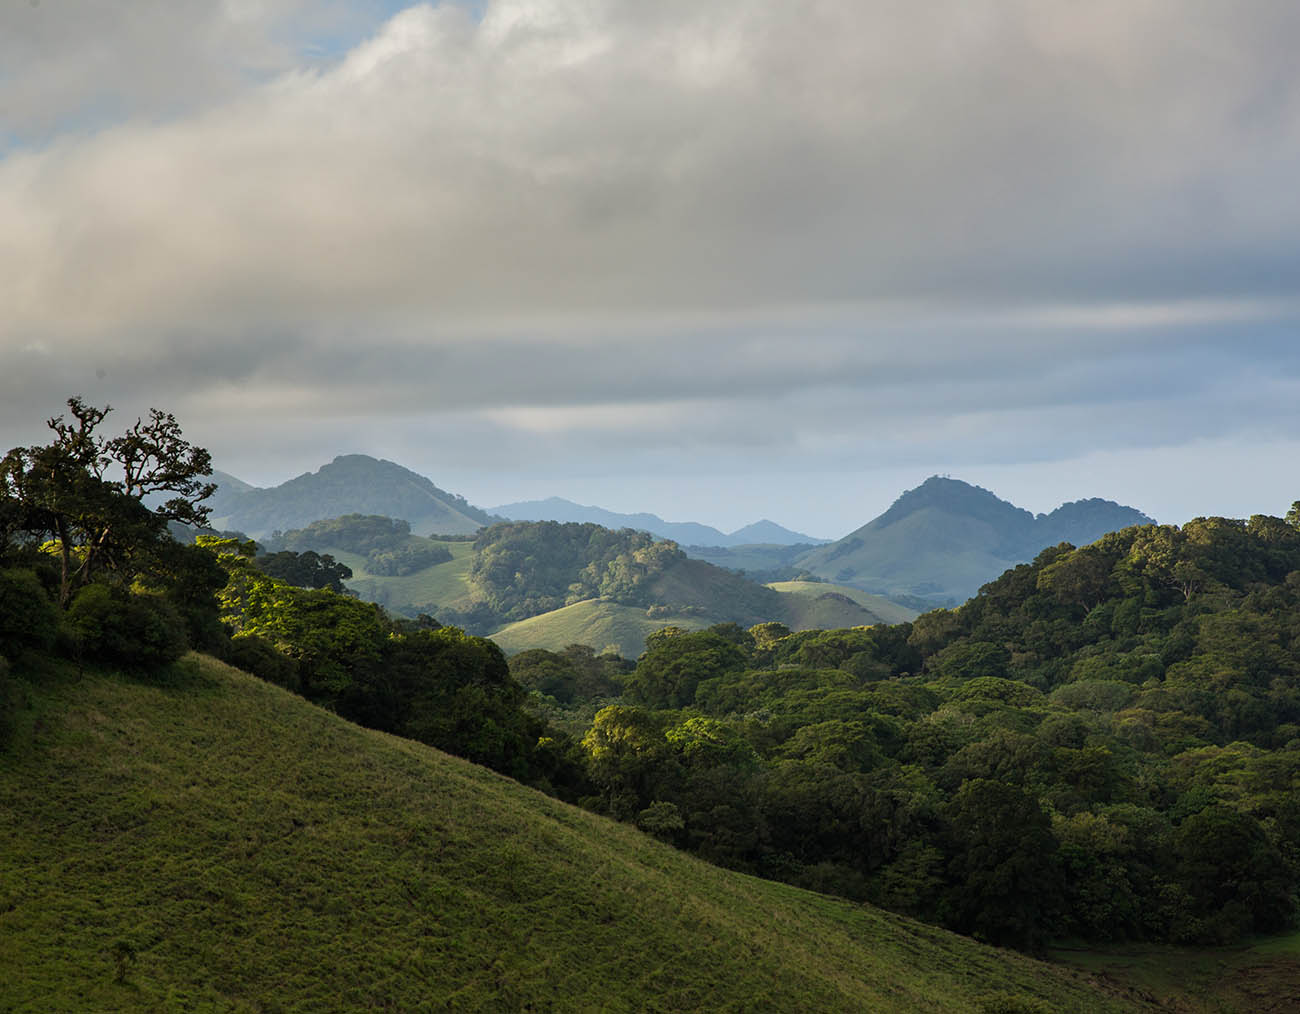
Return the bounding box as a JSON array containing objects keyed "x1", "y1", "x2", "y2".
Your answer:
[
  {"x1": 489, "y1": 496, "x2": 826, "y2": 547},
  {"x1": 765, "y1": 580, "x2": 920, "y2": 626},
  {"x1": 278, "y1": 520, "x2": 891, "y2": 654},
  {"x1": 796, "y1": 476, "x2": 1154, "y2": 605},
  {"x1": 489, "y1": 599, "x2": 716, "y2": 657},
  {"x1": 486, "y1": 570, "x2": 906, "y2": 658},
  {"x1": 206, "y1": 454, "x2": 500, "y2": 538},
  {"x1": 0, "y1": 654, "x2": 1141, "y2": 1012}
]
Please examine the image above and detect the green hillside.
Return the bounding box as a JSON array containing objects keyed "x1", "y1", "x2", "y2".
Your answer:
[
  {"x1": 339, "y1": 538, "x2": 477, "y2": 616},
  {"x1": 0, "y1": 656, "x2": 1139, "y2": 1013},
  {"x1": 321, "y1": 523, "x2": 885, "y2": 641},
  {"x1": 490, "y1": 599, "x2": 716, "y2": 657},
  {"x1": 766, "y1": 580, "x2": 920, "y2": 625},
  {"x1": 797, "y1": 477, "x2": 1153, "y2": 605},
  {"x1": 486, "y1": 580, "x2": 895, "y2": 658}
]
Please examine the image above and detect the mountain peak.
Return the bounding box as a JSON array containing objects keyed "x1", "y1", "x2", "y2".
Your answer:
[
  {"x1": 205, "y1": 455, "x2": 495, "y2": 537},
  {"x1": 871, "y1": 476, "x2": 1033, "y2": 532},
  {"x1": 799, "y1": 477, "x2": 1154, "y2": 605}
]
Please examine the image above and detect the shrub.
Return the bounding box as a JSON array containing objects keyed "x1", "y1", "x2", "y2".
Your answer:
[
  {"x1": 0, "y1": 567, "x2": 60, "y2": 653},
  {"x1": 227, "y1": 634, "x2": 299, "y2": 691},
  {"x1": 64, "y1": 584, "x2": 188, "y2": 671}
]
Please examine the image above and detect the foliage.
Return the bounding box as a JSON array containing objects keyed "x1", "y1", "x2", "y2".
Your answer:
[
  {"x1": 263, "y1": 513, "x2": 452, "y2": 576},
  {"x1": 64, "y1": 584, "x2": 189, "y2": 671},
  {"x1": 0, "y1": 568, "x2": 60, "y2": 654},
  {"x1": 0, "y1": 398, "x2": 214, "y2": 607},
  {"x1": 255, "y1": 549, "x2": 353, "y2": 592},
  {"x1": 627, "y1": 627, "x2": 748, "y2": 709},
  {"x1": 528, "y1": 509, "x2": 1300, "y2": 951},
  {"x1": 508, "y1": 644, "x2": 629, "y2": 704},
  {"x1": 464, "y1": 521, "x2": 685, "y2": 624},
  {"x1": 204, "y1": 536, "x2": 575, "y2": 788}
]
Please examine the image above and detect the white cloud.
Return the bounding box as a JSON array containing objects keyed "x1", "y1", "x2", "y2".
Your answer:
[{"x1": 1, "y1": 1, "x2": 1298, "y2": 531}]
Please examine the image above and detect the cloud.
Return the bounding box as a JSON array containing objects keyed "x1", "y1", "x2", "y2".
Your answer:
[{"x1": 1, "y1": 1, "x2": 1298, "y2": 530}]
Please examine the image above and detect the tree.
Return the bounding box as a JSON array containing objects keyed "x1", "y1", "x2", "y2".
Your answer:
[
  {"x1": 0, "y1": 398, "x2": 214, "y2": 607},
  {"x1": 256, "y1": 550, "x2": 353, "y2": 592},
  {"x1": 940, "y1": 778, "x2": 1061, "y2": 949},
  {"x1": 627, "y1": 629, "x2": 748, "y2": 709}
]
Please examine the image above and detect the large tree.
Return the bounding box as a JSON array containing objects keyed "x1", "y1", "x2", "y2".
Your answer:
[{"x1": 0, "y1": 397, "x2": 215, "y2": 606}]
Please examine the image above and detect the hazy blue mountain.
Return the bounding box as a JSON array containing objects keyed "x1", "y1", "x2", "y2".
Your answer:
[
  {"x1": 795, "y1": 476, "x2": 1154, "y2": 605},
  {"x1": 488, "y1": 496, "x2": 826, "y2": 547},
  {"x1": 206, "y1": 455, "x2": 500, "y2": 538}
]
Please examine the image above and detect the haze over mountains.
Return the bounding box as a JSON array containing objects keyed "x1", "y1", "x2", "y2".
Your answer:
[
  {"x1": 488, "y1": 497, "x2": 826, "y2": 547},
  {"x1": 206, "y1": 455, "x2": 501, "y2": 538},
  {"x1": 208, "y1": 454, "x2": 1153, "y2": 614}
]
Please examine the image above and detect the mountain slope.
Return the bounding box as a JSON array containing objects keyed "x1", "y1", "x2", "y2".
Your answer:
[
  {"x1": 797, "y1": 477, "x2": 1154, "y2": 605},
  {"x1": 489, "y1": 599, "x2": 716, "y2": 657},
  {"x1": 490, "y1": 497, "x2": 825, "y2": 547},
  {"x1": 765, "y1": 580, "x2": 920, "y2": 626},
  {"x1": 0, "y1": 657, "x2": 1139, "y2": 1012},
  {"x1": 206, "y1": 454, "x2": 499, "y2": 537},
  {"x1": 487, "y1": 570, "x2": 897, "y2": 658}
]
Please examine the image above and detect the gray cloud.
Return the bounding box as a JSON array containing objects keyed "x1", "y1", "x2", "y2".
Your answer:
[{"x1": 2, "y1": 1, "x2": 1298, "y2": 533}]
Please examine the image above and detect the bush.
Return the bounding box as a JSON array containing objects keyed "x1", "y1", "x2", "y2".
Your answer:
[
  {"x1": 64, "y1": 584, "x2": 188, "y2": 671},
  {"x1": 227, "y1": 634, "x2": 299, "y2": 691},
  {"x1": 0, "y1": 567, "x2": 60, "y2": 653}
]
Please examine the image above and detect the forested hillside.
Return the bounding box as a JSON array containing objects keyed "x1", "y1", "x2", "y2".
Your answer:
[{"x1": 520, "y1": 509, "x2": 1300, "y2": 950}]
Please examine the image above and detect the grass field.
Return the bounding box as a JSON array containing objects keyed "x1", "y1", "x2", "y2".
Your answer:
[
  {"x1": 489, "y1": 599, "x2": 714, "y2": 657},
  {"x1": 0, "y1": 654, "x2": 1145, "y2": 1012},
  {"x1": 766, "y1": 580, "x2": 921, "y2": 625},
  {"x1": 334, "y1": 538, "x2": 476, "y2": 616}
]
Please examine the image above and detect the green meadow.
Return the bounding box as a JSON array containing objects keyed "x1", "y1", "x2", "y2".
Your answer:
[{"x1": 1, "y1": 654, "x2": 1139, "y2": 1013}]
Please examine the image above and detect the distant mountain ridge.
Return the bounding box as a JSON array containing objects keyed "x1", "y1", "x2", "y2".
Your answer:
[
  {"x1": 488, "y1": 496, "x2": 826, "y2": 547},
  {"x1": 796, "y1": 476, "x2": 1154, "y2": 605},
  {"x1": 207, "y1": 455, "x2": 500, "y2": 538}
]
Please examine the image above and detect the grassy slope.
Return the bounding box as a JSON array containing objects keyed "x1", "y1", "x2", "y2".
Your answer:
[
  {"x1": 766, "y1": 580, "x2": 921, "y2": 626},
  {"x1": 0, "y1": 655, "x2": 1142, "y2": 1013},
  {"x1": 489, "y1": 600, "x2": 715, "y2": 657},
  {"x1": 487, "y1": 583, "x2": 904, "y2": 659},
  {"x1": 796, "y1": 507, "x2": 1017, "y2": 602},
  {"x1": 1052, "y1": 933, "x2": 1300, "y2": 1013},
  {"x1": 336, "y1": 539, "x2": 476, "y2": 616}
]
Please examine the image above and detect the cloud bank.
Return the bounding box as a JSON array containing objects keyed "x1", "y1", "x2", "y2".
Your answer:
[{"x1": 1, "y1": 0, "x2": 1297, "y2": 533}]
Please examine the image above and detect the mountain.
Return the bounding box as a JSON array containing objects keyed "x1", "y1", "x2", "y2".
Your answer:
[
  {"x1": 0, "y1": 657, "x2": 1135, "y2": 1012},
  {"x1": 796, "y1": 476, "x2": 1154, "y2": 605},
  {"x1": 489, "y1": 496, "x2": 826, "y2": 547},
  {"x1": 205, "y1": 454, "x2": 500, "y2": 537}
]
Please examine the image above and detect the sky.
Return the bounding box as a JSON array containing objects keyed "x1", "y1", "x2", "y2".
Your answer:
[{"x1": 2, "y1": 0, "x2": 1298, "y2": 539}]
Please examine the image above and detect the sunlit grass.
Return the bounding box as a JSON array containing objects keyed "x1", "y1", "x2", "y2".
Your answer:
[
  {"x1": 489, "y1": 599, "x2": 712, "y2": 657},
  {"x1": 0, "y1": 653, "x2": 1141, "y2": 1012}
]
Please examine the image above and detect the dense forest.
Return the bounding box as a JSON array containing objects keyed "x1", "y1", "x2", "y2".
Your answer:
[
  {"x1": 513, "y1": 512, "x2": 1300, "y2": 949},
  {"x1": 6, "y1": 398, "x2": 1300, "y2": 958}
]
